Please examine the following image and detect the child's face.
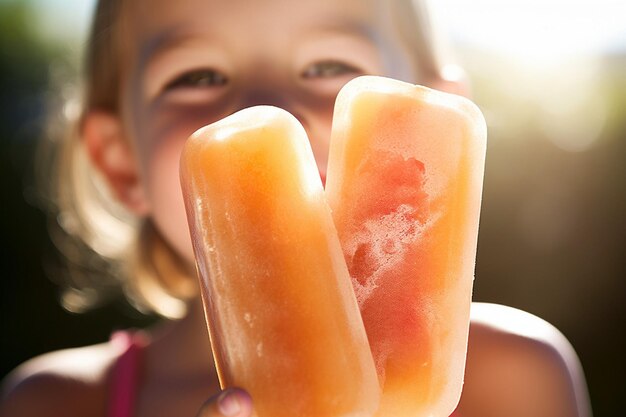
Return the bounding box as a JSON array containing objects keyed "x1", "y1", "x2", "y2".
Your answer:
[{"x1": 116, "y1": 0, "x2": 417, "y2": 263}]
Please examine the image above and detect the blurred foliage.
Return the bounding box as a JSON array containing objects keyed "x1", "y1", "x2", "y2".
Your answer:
[
  {"x1": 0, "y1": 1, "x2": 59, "y2": 138},
  {"x1": 603, "y1": 54, "x2": 626, "y2": 134}
]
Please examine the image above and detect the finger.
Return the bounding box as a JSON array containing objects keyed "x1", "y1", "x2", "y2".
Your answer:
[{"x1": 197, "y1": 388, "x2": 253, "y2": 417}]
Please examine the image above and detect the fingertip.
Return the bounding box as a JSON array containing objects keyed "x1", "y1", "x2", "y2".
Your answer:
[
  {"x1": 198, "y1": 387, "x2": 253, "y2": 417},
  {"x1": 218, "y1": 388, "x2": 252, "y2": 416},
  {"x1": 236, "y1": 388, "x2": 253, "y2": 415}
]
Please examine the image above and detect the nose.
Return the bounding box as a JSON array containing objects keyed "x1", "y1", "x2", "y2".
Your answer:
[
  {"x1": 239, "y1": 88, "x2": 288, "y2": 110},
  {"x1": 237, "y1": 88, "x2": 308, "y2": 125},
  {"x1": 233, "y1": 82, "x2": 329, "y2": 183},
  {"x1": 236, "y1": 86, "x2": 310, "y2": 131}
]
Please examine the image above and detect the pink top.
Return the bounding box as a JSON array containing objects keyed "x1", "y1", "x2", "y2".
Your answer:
[{"x1": 107, "y1": 331, "x2": 148, "y2": 417}]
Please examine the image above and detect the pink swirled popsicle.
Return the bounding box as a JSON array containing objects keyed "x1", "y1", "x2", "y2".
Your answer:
[{"x1": 326, "y1": 76, "x2": 487, "y2": 417}]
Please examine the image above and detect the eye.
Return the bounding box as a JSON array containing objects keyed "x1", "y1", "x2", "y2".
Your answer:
[
  {"x1": 165, "y1": 68, "x2": 228, "y2": 90},
  {"x1": 301, "y1": 60, "x2": 362, "y2": 79}
]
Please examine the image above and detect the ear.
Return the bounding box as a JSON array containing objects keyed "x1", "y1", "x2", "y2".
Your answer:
[
  {"x1": 81, "y1": 111, "x2": 150, "y2": 216},
  {"x1": 428, "y1": 64, "x2": 471, "y2": 97}
]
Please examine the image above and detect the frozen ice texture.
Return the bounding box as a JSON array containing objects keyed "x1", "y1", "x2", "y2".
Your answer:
[
  {"x1": 180, "y1": 106, "x2": 380, "y2": 417},
  {"x1": 326, "y1": 76, "x2": 487, "y2": 417}
]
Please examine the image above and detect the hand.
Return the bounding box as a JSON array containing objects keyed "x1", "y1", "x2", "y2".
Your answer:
[{"x1": 197, "y1": 388, "x2": 253, "y2": 417}]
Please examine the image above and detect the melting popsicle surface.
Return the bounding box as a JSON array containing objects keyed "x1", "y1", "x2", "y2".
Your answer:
[
  {"x1": 326, "y1": 76, "x2": 487, "y2": 417},
  {"x1": 180, "y1": 106, "x2": 379, "y2": 417}
]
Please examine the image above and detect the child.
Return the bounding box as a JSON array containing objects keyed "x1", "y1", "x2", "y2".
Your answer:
[{"x1": 0, "y1": 0, "x2": 592, "y2": 416}]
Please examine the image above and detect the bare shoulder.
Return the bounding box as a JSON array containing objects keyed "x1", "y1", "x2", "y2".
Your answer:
[
  {"x1": 0, "y1": 341, "x2": 124, "y2": 417},
  {"x1": 458, "y1": 302, "x2": 592, "y2": 417}
]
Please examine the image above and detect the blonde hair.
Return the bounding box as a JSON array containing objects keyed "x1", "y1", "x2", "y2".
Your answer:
[
  {"x1": 41, "y1": 0, "x2": 455, "y2": 319},
  {"x1": 42, "y1": 0, "x2": 194, "y2": 318}
]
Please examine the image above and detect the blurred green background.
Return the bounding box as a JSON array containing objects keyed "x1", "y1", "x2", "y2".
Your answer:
[{"x1": 0, "y1": 1, "x2": 624, "y2": 416}]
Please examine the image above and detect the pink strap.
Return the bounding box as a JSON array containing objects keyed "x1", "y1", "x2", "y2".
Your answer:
[{"x1": 107, "y1": 331, "x2": 147, "y2": 417}]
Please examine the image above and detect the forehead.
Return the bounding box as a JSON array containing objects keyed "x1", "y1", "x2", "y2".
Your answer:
[{"x1": 120, "y1": 0, "x2": 404, "y2": 53}]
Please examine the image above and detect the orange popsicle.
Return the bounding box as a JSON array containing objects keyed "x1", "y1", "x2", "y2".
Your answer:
[
  {"x1": 326, "y1": 76, "x2": 487, "y2": 417},
  {"x1": 180, "y1": 106, "x2": 379, "y2": 417}
]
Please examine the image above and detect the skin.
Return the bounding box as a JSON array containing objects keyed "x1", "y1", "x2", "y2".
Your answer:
[{"x1": 0, "y1": 0, "x2": 592, "y2": 416}]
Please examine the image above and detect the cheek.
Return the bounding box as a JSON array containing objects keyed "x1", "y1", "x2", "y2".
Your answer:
[
  {"x1": 136, "y1": 102, "x2": 233, "y2": 263},
  {"x1": 145, "y1": 134, "x2": 195, "y2": 263}
]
